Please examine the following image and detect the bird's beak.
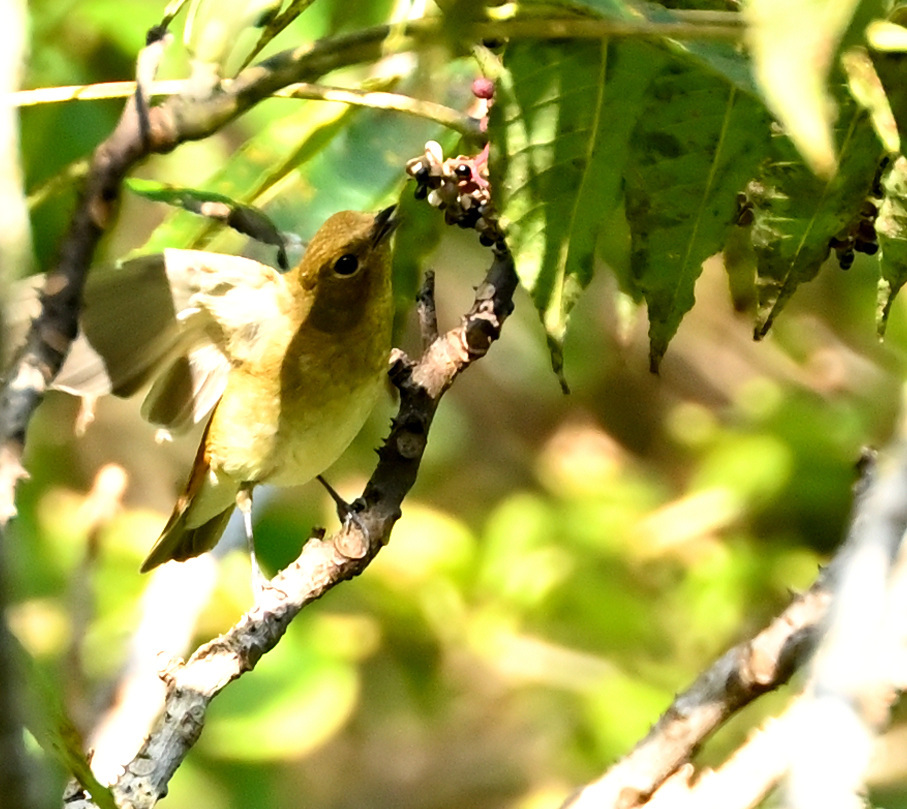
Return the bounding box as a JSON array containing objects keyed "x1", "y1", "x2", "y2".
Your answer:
[{"x1": 371, "y1": 205, "x2": 401, "y2": 246}]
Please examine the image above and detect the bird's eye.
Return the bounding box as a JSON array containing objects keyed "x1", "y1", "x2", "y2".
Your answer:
[{"x1": 333, "y1": 253, "x2": 359, "y2": 276}]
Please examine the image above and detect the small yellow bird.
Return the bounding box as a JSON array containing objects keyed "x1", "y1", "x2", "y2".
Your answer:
[{"x1": 52, "y1": 207, "x2": 398, "y2": 571}]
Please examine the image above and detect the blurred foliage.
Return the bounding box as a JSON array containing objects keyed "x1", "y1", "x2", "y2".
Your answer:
[{"x1": 8, "y1": 0, "x2": 907, "y2": 808}]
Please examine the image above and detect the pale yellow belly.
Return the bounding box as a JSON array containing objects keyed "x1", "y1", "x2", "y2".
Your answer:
[
  {"x1": 206, "y1": 364, "x2": 384, "y2": 486},
  {"x1": 265, "y1": 373, "x2": 383, "y2": 486}
]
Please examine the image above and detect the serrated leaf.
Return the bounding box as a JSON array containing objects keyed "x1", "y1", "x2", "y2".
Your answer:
[
  {"x1": 625, "y1": 67, "x2": 772, "y2": 369},
  {"x1": 751, "y1": 107, "x2": 883, "y2": 337},
  {"x1": 670, "y1": 39, "x2": 761, "y2": 99},
  {"x1": 490, "y1": 39, "x2": 668, "y2": 380},
  {"x1": 639, "y1": 4, "x2": 759, "y2": 98},
  {"x1": 877, "y1": 155, "x2": 907, "y2": 334}
]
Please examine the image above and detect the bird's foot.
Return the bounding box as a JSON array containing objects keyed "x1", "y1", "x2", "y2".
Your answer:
[
  {"x1": 316, "y1": 475, "x2": 368, "y2": 539},
  {"x1": 317, "y1": 475, "x2": 363, "y2": 523}
]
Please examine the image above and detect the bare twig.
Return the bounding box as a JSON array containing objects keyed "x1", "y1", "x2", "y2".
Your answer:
[
  {"x1": 560, "y1": 444, "x2": 907, "y2": 809},
  {"x1": 784, "y1": 448, "x2": 907, "y2": 809},
  {"x1": 9, "y1": 81, "x2": 478, "y2": 138},
  {"x1": 643, "y1": 698, "x2": 801, "y2": 809},
  {"x1": 560, "y1": 578, "x2": 831, "y2": 809},
  {"x1": 416, "y1": 270, "x2": 439, "y2": 348}
]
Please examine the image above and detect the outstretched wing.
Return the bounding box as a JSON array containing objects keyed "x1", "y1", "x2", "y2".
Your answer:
[{"x1": 53, "y1": 248, "x2": 292, "y2": 434}]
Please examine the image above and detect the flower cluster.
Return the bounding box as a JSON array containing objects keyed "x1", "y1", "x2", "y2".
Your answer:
[
  {"x1": 404, "y1": 76, "x2": 503, "y2": 247},
  {"x1": 405, "y1": 141, "x2": 504, "y2": 247}
]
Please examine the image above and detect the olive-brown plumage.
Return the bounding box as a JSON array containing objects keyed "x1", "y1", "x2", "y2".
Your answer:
[{"x1": 52, "y1": 208, "x2": 398, "y2": 572}]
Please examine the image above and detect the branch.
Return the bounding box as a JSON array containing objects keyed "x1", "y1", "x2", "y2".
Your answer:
[
  {"x1": 10, "y1": 81, "x2": 479, "y2": 139},
  {"x1": 60, "y1": 244, "x2": 516, "y2": 808},
  {"x1": 641, "y1": 697, "x2": 808, "y2": 809},
  {"x1": 783, "y1": 448, "x2": 907, "y2": 809},
  {"x1": 560, "y1": 444, "x2": 907, "y2": 809},
  {"x1": 559, "y1": 576, "x2": 831, "y2": 809}
]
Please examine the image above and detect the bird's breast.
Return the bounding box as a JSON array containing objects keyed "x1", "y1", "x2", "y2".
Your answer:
[{"x1": 204, "y1": 317, "x2": 390, "y2": 487}]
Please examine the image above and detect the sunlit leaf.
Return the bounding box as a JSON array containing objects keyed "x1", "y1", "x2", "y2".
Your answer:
[
  {"x1": 625, "y1": 66, "x2": 772, "y2": 370},
  {"x1": 869, "y1": 25, "x2": 907, "y2": 148},
  {"x1": 744, "y1": 0, "x2": 861, "y2": 177},
  {"x1": 490, "y1": 39, "x2": 667, "y2": 381},
  {"x1": 842, "y1": 46, "x2": 899, "y2": 154},
  {"x1": 240, "y1": 0, "x2": 318, "y2": 71},
  {"x1": 138, "y1": 99, "x2": 356, "y2": 255},
  {"x1": 184, "y1": 0, "x2": 282, "y2": 76},
  {"x1": 750, "y1": 107, "x2": 883, "y2": 337}
]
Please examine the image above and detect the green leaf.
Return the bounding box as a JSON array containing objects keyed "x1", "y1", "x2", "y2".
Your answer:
[
  {"x1": 669, "y1": 39, "x2": 761, "y2": 99},
  {"x1": 9, "y1": 633, "x2": 116, "y2": 809},
  {"x1": 625, "y1": 66, "x2": 772, "y2": 369},
  {"x1": 842, "y1": 46, "x2": 900, "y2": 154},
  {"x1": 750, "y1": 107, "x2": 883, "y2": 337},
  {"x1": 869, "y1": 27, "x2": 907, "y2": 148},
  {"x1": 240, "y1": 0, "x2": 318, "y2": 71},
  {"x1": 490, "y1": 39, "x2": 668, "y2": 382},
  {"x1": 139, "y1": 99, "x2": 357, "y2": 255},
  {"x1": 877, "y1": 155, "x2": 907, "y2": 334},
  {"x1": 553, "y1": 0, "x2": 635, "y2": 18},
  {"x1": 639, "y1": 4, "x2": 759, "y2": 98},
  {"x1": 126, "y1": 178, "x2": 288, "y2": 267}
]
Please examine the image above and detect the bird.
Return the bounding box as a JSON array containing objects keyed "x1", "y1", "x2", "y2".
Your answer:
[{"x1": 51, "y1": 206, "x2": 398, "y2": 572}]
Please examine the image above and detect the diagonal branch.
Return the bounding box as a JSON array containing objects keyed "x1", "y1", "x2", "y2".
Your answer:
[
  {"x1": 559, "y1": 576, "x2": 831, "y2": 809},
  {"x1": 60, "y1": 244, "x2": 517, "y2": 809},
  {"x1": 560, "y1": 445, "x2": 907, "y2": 809}
]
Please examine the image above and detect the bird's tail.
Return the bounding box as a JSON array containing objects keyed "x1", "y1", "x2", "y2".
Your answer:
[
  {"x1": 140, "y1": 504, "x2": 234, "y2": 572},
  {"x1": 140, "y1": 418, "x2": 236, "y2": 572}
]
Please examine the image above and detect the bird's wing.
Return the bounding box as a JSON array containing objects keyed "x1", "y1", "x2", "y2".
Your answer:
[{"x1": 53, "y1": 248, "x2": 292, "y2": 433}]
